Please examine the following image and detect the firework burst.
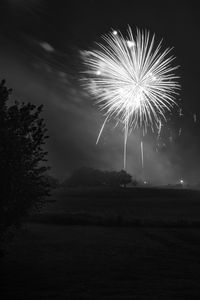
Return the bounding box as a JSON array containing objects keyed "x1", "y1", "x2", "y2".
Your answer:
[{"x1": 82, "y1": 27, "x2": 180, "y2": 169}]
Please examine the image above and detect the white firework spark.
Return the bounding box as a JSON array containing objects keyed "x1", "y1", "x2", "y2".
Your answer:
[{"x1": 82, "y1": 27, "x2": 180, "y2": 168}]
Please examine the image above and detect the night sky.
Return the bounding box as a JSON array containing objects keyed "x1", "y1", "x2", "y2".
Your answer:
[{"x1": 0, "y1": 0, "x2": 200, "y2": 184}]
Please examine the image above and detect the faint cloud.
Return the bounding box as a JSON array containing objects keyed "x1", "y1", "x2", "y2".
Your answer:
[{"x1": 39, "y1": 41, "x2": 55, "y2": 52}]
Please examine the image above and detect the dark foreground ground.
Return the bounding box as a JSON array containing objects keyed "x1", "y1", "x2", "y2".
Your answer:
[{"x1": 1, "y1": 187, "x2": 200, "y2": 299}]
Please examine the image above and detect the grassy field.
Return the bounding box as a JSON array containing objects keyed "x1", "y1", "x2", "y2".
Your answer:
[
  {"x1": 2, "y1": 187, "x2": 200, "y2": 299},
  {"x1": 31, "y1": 186, "x2": 200, "y2": 226}
]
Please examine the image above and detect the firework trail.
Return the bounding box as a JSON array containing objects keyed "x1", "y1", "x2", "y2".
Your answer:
[
  {"x1": 141, "y1": 141, "x2": 144, "y2": 169},
  {"x1": 157, "y1": 120, "x2": 162, "y2": 140},
  {"x1": 82, "y1": 27, "x2": 180, "y2": 169},
  {"x1": 179, "y1": 108, "x2": 183, "y2": 117}
]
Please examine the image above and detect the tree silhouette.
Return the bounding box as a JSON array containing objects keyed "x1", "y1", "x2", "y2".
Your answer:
[
  {"x1": 117, "y1": 170, "x2": 132, "y2": 187},
  {"x1": 65, "y1": 167, "x2": 132, "y2": 188},
  {"x1": 0, "y1": 80, "x2": 49, "y2": 240}
]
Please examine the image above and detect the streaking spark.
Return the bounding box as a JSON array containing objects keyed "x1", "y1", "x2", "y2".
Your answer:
[
  {"x1": 179, "y1": 108, "x2": 183, "y2": 117},
  {"x1": 82, "y1": 27, "x2": 180, "y2": 168},
  {"x1": 141, "y1": 141, "x2": 144, "y2": 168},
  {"x1": 157, "y1": 120, "x2": 162, "y2": 140}
]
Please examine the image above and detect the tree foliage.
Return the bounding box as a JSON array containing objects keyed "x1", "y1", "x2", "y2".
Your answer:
[
  {"x1": 44, "y1": 174, "x2": 60, "y2": 189},
  {"x1": 0, "y1": 80, "x2": 49, "y2": 237}
]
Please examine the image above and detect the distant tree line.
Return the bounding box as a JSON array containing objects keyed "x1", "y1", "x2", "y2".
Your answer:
[{"x1": 63, "y1": 167, "x2": 133, "y2": 188}]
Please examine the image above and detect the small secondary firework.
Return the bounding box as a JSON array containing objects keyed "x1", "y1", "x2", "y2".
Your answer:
[{"x1": 82, "y1": 27, "x2": 180, "y2": 169}]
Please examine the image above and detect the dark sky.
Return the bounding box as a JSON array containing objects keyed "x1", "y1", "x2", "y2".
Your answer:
[{"x1": 0, "y1": 0, "x2": 200, "y2": 184}]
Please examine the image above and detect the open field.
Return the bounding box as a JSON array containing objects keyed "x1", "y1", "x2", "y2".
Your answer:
[
  {"x1": 31, "y1": 187, "x2": 200, "y2": 227},
  {"x1": 2, "y1": 187, "x2": 200, "y2": 299}
]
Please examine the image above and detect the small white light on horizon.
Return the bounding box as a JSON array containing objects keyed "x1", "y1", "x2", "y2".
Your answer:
[{"x1": 113, "y1": 30, "x2": 118, "y2": 35}]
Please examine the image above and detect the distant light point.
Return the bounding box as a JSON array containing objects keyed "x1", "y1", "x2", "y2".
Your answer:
[{"x1": 113, "y1": 30, "x2": 118, "y2": 35}]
